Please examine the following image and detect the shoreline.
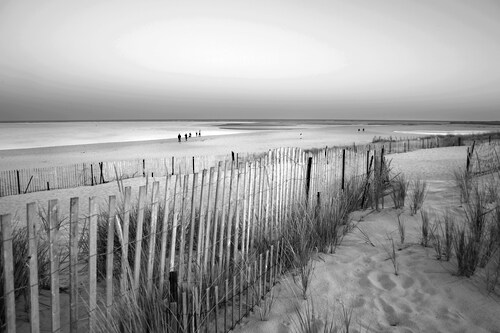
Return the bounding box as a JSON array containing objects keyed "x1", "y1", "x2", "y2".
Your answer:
[{"x1": 1, "y1": 123, "x2": 500, "y2": 171}]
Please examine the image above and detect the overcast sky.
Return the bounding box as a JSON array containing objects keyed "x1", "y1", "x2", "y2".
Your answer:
[{"x1": 0, "y1": 0, "x2": 499, "y2": 121}]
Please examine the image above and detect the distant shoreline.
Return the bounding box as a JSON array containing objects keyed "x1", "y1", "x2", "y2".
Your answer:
[{"x1": 1, "y1": 119, "x2": 499, "y2": 125}]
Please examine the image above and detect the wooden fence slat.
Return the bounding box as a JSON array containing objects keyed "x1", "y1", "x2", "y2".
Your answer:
[
  {"x1": 182, "y1": 292, "x2": 188, "y2": 332},
  {"x1": 240, "y1": 164, "x2": 248, "y2": 260},
  {"x1": 214, "y1": 285, "x2": 220, "y2": 333},
  {"x1": 27, "y1": 203, "x2": 40, "y2": 333},
  {"x1": 69, "y1": 198, "x2": 79, "y2": 332},
  {"x1": 203, "y1": 167, "x2": 215, "y2": 273},
  {"x1": 257, "y1": 159, "x2": 264, "y2": 246},
  {"x1": 133, "y1": 185, "x2": 147, "y2": 291},
  {"x1": 225, "y1": 163, "x2": 236, "y2": 269},
  {"x1": 106, "y1": 195, "x2": 116, "y2": 317},
  {"x1": 271, "y1": 150, "x2": 277, "y2": 240},
  {"x1": 88, "y1": 197, "x2": 98, "y2": 332},
  {"x1": 187, "y1": 173, "x2": 199, "y2": 286},
  {"x1": 169, "y1": 175, "x2": 180, "y2": 272},
  {"x1": 280, "y1": 148, "x2": 285, "y2": 230},
  {"x1": 232, "y1": 168, "x2": 241, "y2": 268},
  {"x1": 159, "y1": 176, "x2": 170, "y2": 294},
  {"x1": 195, "y1": 169, "x2": 207, "y2": 278},
  {"x1": 245, "y1": 162, "x2": 253, "y2": 257},
  {"x1": 120, "y1": 187, "x2": 132, "y2": 295},
  {"x1": 146, "y1": 181, "x2": 160, "y2": 293},
  {"x1": 216, "y1": 161, "x2": 228, "y2": 271},
  {"x1": 48, "y1": 199, "x2": 61, "y2": 332},
  {"x1": 1, "y1": 214, "x2": 16, "y2": 333},
  {"x1": 178, "y1": 174, "x2": 189, "y2": 284}
]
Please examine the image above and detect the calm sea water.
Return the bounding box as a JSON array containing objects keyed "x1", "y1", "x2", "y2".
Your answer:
[
  {"x1": 0, "y1": 121, "x2": 247, "y2": 150},
  {"x1": 0, "y1": 120, "x2": 496, "y2": 150}
]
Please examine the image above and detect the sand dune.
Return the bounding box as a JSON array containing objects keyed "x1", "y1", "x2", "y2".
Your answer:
[{"x1": 234, "y1": 146, "x2": 500, "y2": 333}]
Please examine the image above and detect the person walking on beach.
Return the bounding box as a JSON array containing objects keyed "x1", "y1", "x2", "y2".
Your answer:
[
  {"x1": 189, "y1": 132, "x2": 192, "y2": 138},
  {"x1": 185, "y1": 133, "x2": 188, "y2": 141},
  {"x1": 178, "y1": 133, "x2": 181, "y2": 142},
  {"x1": 199, "y1": 130, "x2": 201, "y2": 136}
]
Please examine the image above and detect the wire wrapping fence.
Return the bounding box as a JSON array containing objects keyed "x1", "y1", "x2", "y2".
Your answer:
[
  {"x1": 1, "y1": 134, "x2": 495, "y2": 333},
  {"x1": 467, "y1": 141, "x2": 500, "y2": 176},
  {"x1": 0, "y1": 134, "x2": 468, "y2": 198},
  {"x1": 0, "y1": 154, "x2": 249, "y2": 197}
]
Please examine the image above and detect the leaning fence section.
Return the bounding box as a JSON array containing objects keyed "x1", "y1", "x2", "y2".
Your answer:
[
  {"x1": 0, "y1": 135, "x2": 472, "y2": 197},
  {"x1": 0, "y1": 144, "x2": 374, "y2": 333}
]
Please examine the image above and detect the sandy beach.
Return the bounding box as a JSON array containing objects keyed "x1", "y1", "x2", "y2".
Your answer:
[
  {"x1": 2, "y1": 121, "x2": 500, "y2": 333},
  {"x1": 234, "y1": 146, "x2": 500, "y2": 333},
  {"x1": 1, "y1": 121, "x2": 499, "y2": 171}
]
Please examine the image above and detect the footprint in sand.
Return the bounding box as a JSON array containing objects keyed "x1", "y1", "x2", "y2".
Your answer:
[
  {"x1": 379, "y1": 298, "x2": 419, "y2": 329},
  {"x1": 378, "y1": 298, "x2": 400, "y2": 326},
  {"x1": 402, "y1": 276, "x2": 415, "y2": 289},
  {"x1": 415, "y1": 275, "x2": 437, "y2": 296},
  {"x1": 352, "y1": 296, "x2": 366, "y2": 308},
  {"x1": 366, "y1": 271, "x2": 397, "y2": 291}
]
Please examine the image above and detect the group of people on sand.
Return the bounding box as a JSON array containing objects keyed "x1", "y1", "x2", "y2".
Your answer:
[{"x1": 178, "y1": 130, "x2": 201, "y2": 142}]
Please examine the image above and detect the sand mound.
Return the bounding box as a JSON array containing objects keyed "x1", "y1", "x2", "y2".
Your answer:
[{"x1": 234, "y1": 146, "x2": 500, "y2": 333}]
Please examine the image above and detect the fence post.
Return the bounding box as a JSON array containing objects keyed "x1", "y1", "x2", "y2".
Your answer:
[
  {"x1": 169, "y1": 271, "x2": 179, "y2": 331},
  {"x1": 305, "y1": 157, "x2": 313, "y2": 203},
  {"x1": 341, "y1": 149, "x2": 346, "y2": 191},
  {"x1": 27, "y1": 203, "x2": 41, "y2": 333},
  {"x1": 16, "y1": 170, "x2": 21, "y2": 194},
  {"x1": 99, "y1": 162, "x2": 105, "y2": 184},
  {"x1": 69, "y1": 198, "x2": 79, "y2": 332},
  {"x1": 466, "y1": 147, "x2": 471, "y2": 173},
  {"x1": 366, "y1": 150, "x2": 370, "y2": 175},
  {"x1": 1, "y1": 214, "x2": 16, "y2": 333},
  {"x1": 48, "y1": 199, "x2": 61, "y2": 332},
  {"x1": 315, "y1": 192, "x2": 321, "y2": 219}
]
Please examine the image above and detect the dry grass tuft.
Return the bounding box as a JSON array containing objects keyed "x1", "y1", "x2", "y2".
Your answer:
[{"x1": 409, "y1": 179, "x2": 428, "y2": 215}]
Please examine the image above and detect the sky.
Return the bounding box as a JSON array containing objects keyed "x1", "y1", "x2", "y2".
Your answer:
[{"x1": 0, "y1": 0, "x2": 499, "y2": 121}]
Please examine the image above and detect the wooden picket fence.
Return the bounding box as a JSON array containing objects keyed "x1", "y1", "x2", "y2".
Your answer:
[
  {"x1": 0, "y1": 154, "x2": 249, "y2": 197},
  {"x1": 0, "y1": 134, "x2": 489, "y2": 333},
  {"x1": 0, "y1": 135, "x2": 459, "y2": 198}
]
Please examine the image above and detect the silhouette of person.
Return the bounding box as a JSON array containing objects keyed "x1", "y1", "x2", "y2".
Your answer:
[
  {"x1": 178, "y1": 133, "x2": 181, "y2": 142},
  {"x1": 189, "y1": 132, "x2": 192, "y2": 138},
  {"x1": 199, "y1": 130, "x2": 201, "y2": 136},
  {"x1": 185, "y1": 133, "x2": 188, "y2": 141}
]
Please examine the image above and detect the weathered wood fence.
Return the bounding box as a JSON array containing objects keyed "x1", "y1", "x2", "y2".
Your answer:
[
  {"x1": 0, "y1": 134, "x2": 494, "y2": 333},
  {"x1": 0, "y1": 135, "x2": 465, "y2": 197},
  {"x1": 0, "y1": 154, "x2": 240, "y2": 197}
]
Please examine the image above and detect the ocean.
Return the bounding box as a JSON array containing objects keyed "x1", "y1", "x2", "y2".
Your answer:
[
  {"x1": 0, "y1": 120, "x2": 497, "y2": 151},
  {"x1": 0, "y1": 121, "x2": 246, "y2": 150}
]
